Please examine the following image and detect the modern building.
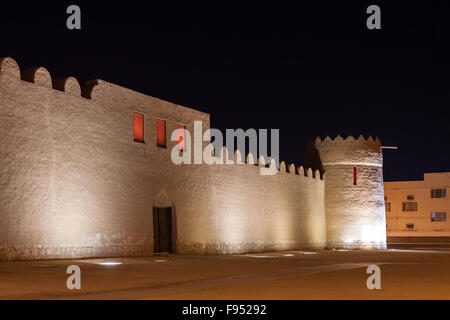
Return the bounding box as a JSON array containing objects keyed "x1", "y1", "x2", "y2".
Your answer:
[
  {"x1": 384, "y1": 172, "x2": 450, "y2": 241},
  {"x1": 0, "y1": 57, "x2": 387, "y2": 260}
]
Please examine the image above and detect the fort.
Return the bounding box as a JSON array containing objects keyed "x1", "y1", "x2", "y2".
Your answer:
[{"x1": 0, "y1": 57, "x2": 386, "y2": 261}]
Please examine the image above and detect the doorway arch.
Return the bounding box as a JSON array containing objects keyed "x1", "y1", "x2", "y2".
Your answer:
[{"x1": 153, "y1": 189, "x2": 174, "y2": 254}]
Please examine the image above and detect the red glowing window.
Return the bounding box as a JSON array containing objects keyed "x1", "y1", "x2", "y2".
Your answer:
[
  {"x1": 177, "y1": 124, "x2": 186, "y2": 151},
  {"x1": 156, "y1": 119, "x2": 166, "y2": 147},
  {"x1": 133, "y1": 113, "x2": 144, "y2": 143},
  {"x1": 353, "y1": 167, "x2": 357, "y2": 185}
]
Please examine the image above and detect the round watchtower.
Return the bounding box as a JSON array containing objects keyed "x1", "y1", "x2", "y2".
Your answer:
[{"x1": 314, "y1": 135, "x2": 386, "y2": 249}]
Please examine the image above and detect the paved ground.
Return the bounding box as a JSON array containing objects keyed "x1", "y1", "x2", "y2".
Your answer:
[{"x1": 1, "y1": 245, "x2": 450, "y2": 299}]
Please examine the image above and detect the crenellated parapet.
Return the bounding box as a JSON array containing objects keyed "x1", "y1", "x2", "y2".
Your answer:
[
  {"x1": 275, "y1": 160, "x2": 322, "y2": 180},
  {"x1": 215, "y1": 147, "x2": 323, "y2": 181},
  {"x1": 0, "y1": 57, "x2": 97, "y2": 100},
  {"x1": 314, "y1": 134, "x2": 382, "y2": 168}
]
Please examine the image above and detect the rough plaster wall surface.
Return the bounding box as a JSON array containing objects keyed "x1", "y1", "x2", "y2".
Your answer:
[
  {"x1": 176, "y1": 161, "x2": 326, "y2": 254},
  {"x1": 0, "y1": 75, "x2": 54, "y2": 259},
  {"x1": 0, "y1": 57, "x2": 328, "y2": 260},
  {"x1": 315, "y1": 136, "x2": 387, "y2": 249}
]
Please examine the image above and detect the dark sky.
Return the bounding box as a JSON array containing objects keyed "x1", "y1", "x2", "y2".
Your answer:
[{"x1": 1, "y1": 1, "x2": 449, "y2": 181}]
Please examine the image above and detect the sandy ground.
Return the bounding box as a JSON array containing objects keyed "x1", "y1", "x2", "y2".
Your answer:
[{"x1": 1, "y1": 246, "x2": 450, "y2": 299}]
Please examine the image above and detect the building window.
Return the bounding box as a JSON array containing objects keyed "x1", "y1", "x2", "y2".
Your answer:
[
  {"x1": 353, "y1": 167, "x2": 357, "y2": 185},
  {"x1": 177, "y1": 124, "x2": 186, "y2": 151},
  {"x1": 431, "y1": 212, "x2": 447, "y2": 222},
  {"x1": 406, "y1": 223, "x2": 414, "y2": 229},
  {"x1": 431, "y1": 188, "x2": 447, "y2": 198},
  {"x1": 384, "y1": 196, "x2": 388, "y2": 201},
  {"x1": 133, "y1": 113, "x2": 144, "y2": 143},
  {"x1": 402, "y1": 202, "x2": 418, "y2": 212},
  {"x1": 156, "y1": 119, "x2": 166, "y2": 147},
  {"x1": 385, "y1": 202, "x2": 391, "y2": 212},
  {"x1": 406, "y1": 195, "x2": 415, "y2": 201}
]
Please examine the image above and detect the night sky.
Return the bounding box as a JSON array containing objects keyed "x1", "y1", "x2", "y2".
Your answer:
[{"x1": 1, "y1": 1, "x2": 449, "y2": 181}]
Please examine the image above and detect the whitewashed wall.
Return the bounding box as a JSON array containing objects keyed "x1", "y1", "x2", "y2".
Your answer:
[{"x1": 0, "y1": 57, "x2": 327, "y2": 260}]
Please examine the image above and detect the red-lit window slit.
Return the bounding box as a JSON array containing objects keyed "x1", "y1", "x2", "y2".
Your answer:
[
  {"x1": 133, "y1": 113, "x2": 144, "y2": 143},
  {"x1": 156, "y1": 119, "x2": 166, "y2": 147}
]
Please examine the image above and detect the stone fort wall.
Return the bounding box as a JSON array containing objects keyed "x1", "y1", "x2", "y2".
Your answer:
[{"x1": 0, "y1": 57, "x2": 327, "y2": 260}]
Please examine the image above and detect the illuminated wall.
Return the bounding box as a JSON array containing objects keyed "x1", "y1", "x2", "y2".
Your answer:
[
  {"x1": 0, "y1": 57, "x2": 384, "y2": 260},
  {"x1": 314, "y1": 136, "x2": 387, "y2": 249},
  {"x1": 176, "y1": 150, "x2": 326, "y2": 254},
  {"x1": 0, "y1": 57, "x2": 210, "y2": 260}
]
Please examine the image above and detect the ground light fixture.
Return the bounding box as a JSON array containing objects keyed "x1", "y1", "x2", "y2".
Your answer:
[{"x1": 97, "y1": 262, "x2": 123, "y2": 266}]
